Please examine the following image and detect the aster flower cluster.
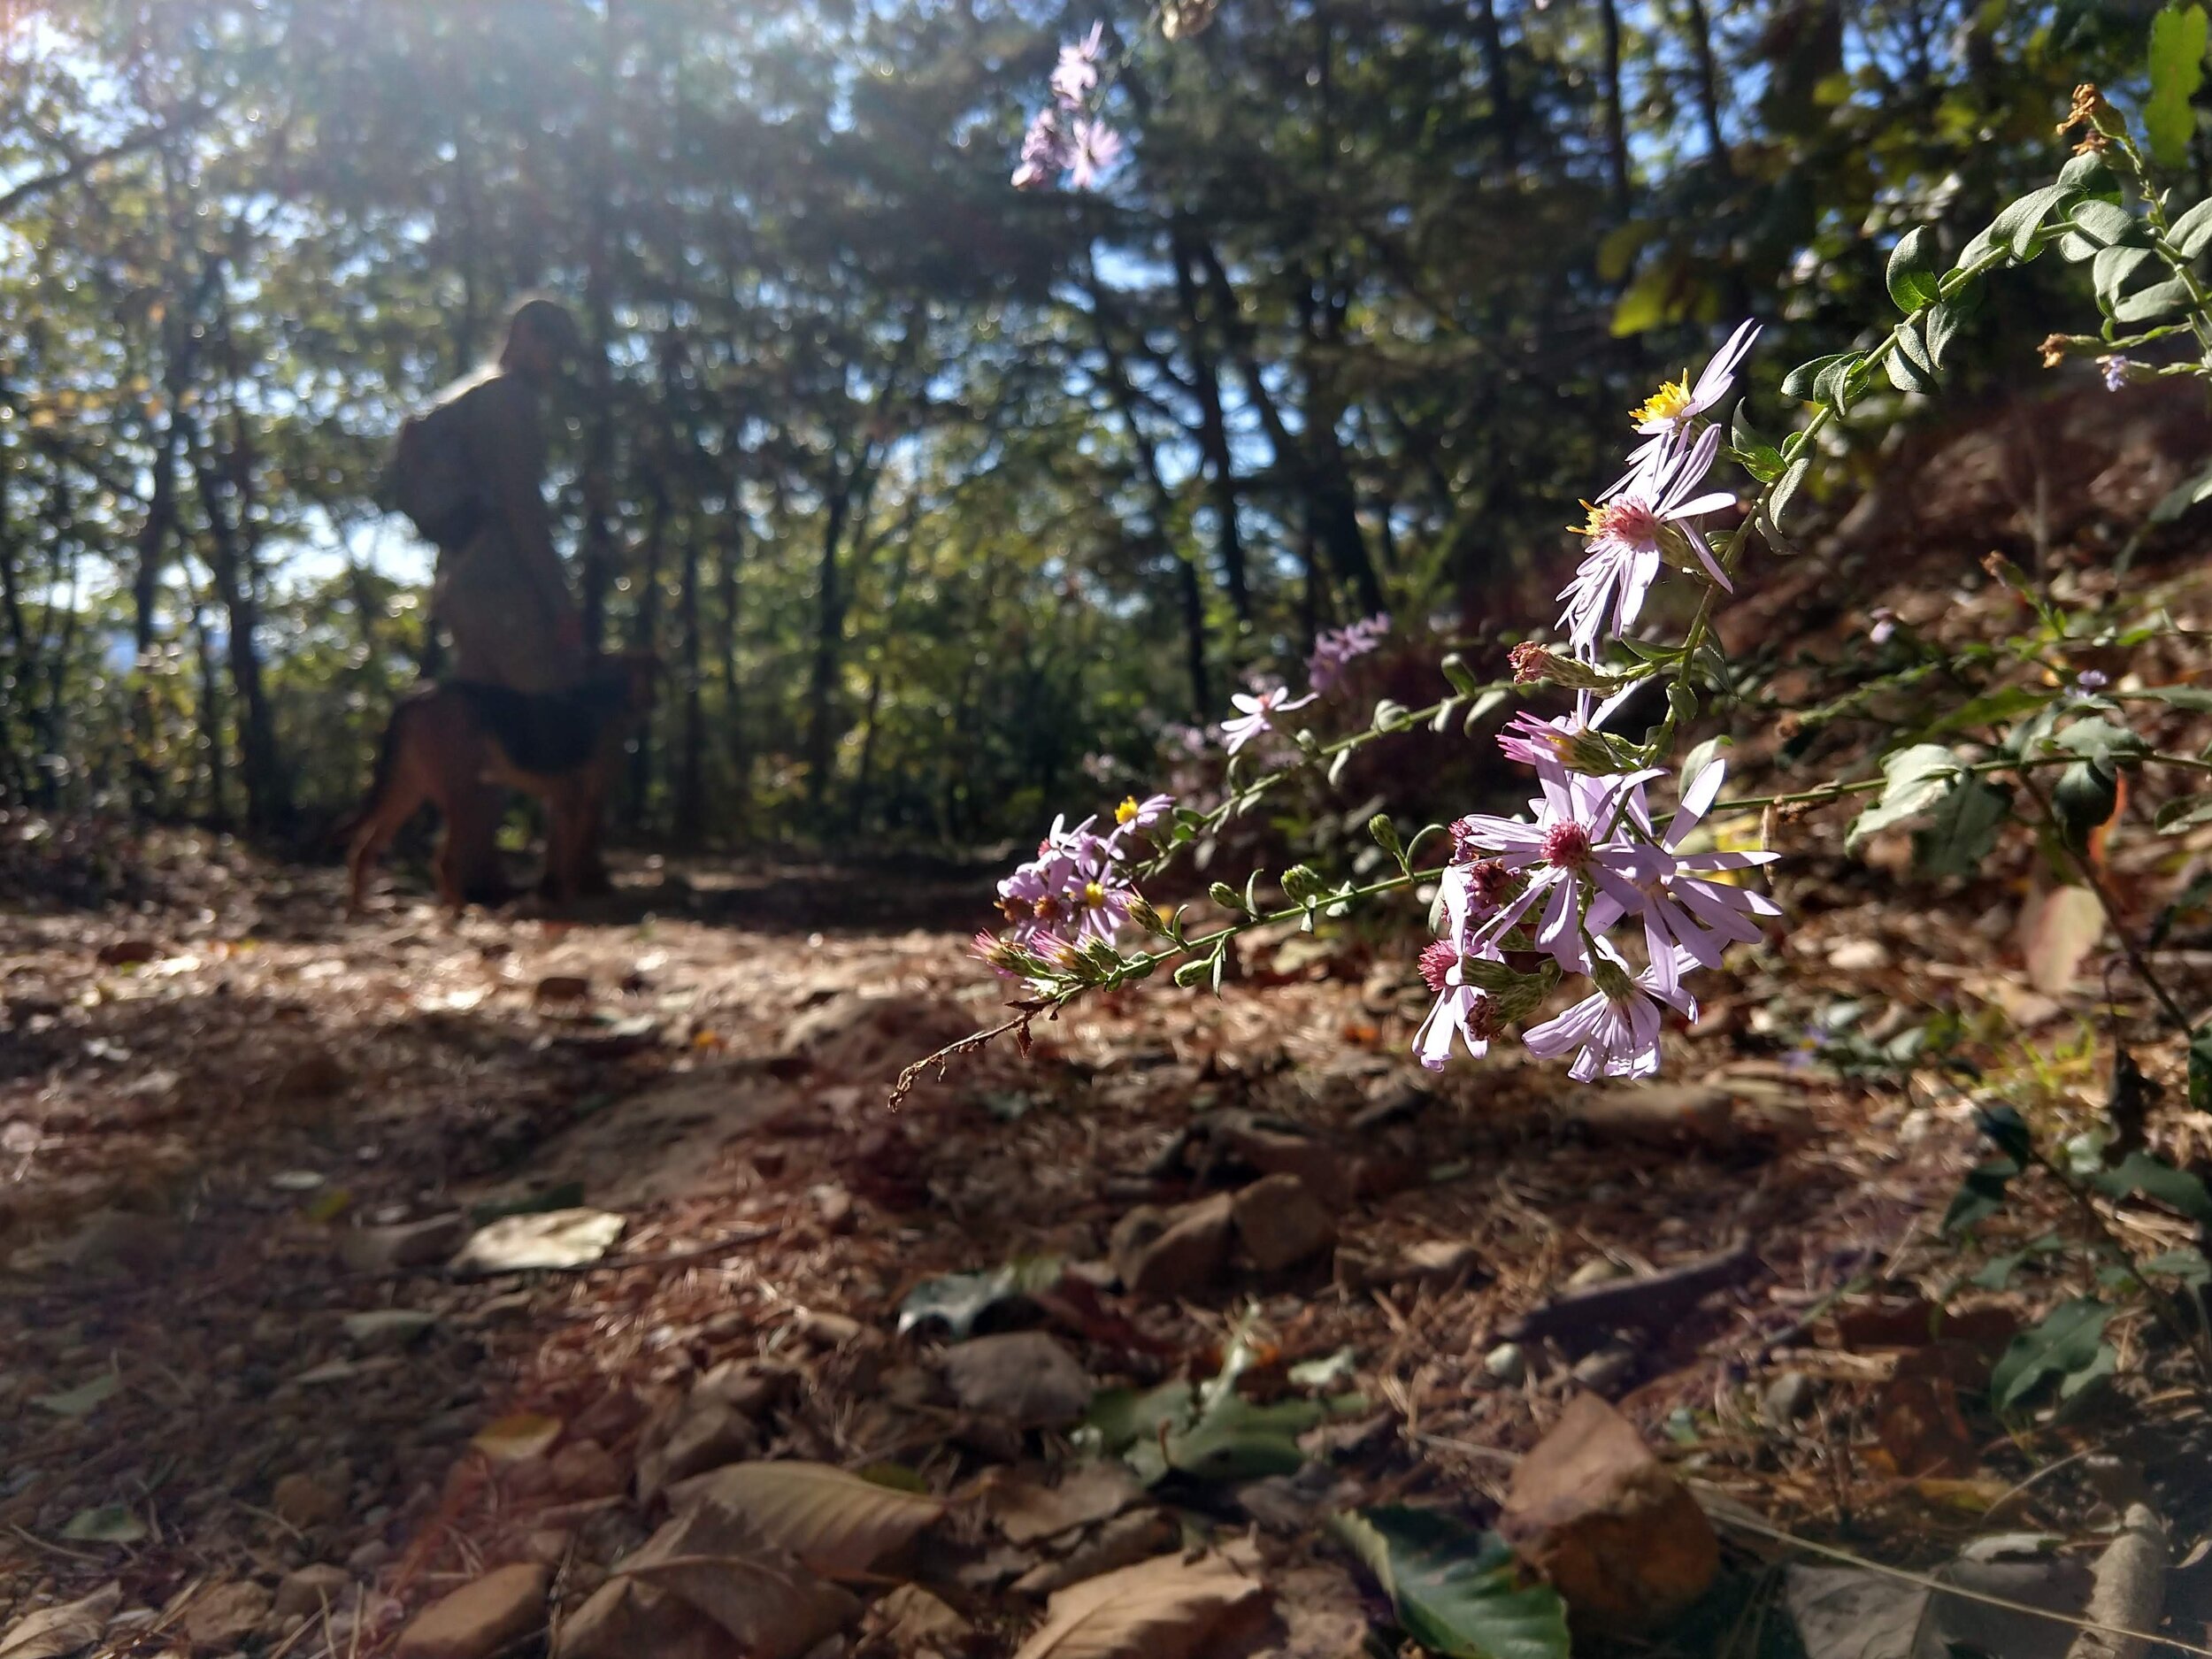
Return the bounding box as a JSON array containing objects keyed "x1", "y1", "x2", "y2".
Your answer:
[
  {"x1": 1415, "y1": 320, "x2": 1778, "y2": 1079},
  {"x1": 975, "y1": 793, "x2": 1174, "y2": 977},
  {"x1": 1307, "y1": 612, "x2": 1391, "y2": 692},
  {"x1": 1012, "y1": 23, "x2": 1125, "y2": 191}
]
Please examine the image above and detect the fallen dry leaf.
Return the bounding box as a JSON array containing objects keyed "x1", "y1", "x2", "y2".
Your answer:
[
  {"x1": 664, "y1": 1461, "x2": 949, "y2": 1578},
  {"x1": 617, "y1": 1503, "x2": 857, "y2": 1659},
  {"x1": 1499, "y1": 1392, "x2": 1718, "y2": 1635},
  {"x1": 0, "y1": 1581, "x2": 120, "y2": 1659},
  {"x1": 1010, "y1": 1549, "x2": 1271, "y2": 1659}
]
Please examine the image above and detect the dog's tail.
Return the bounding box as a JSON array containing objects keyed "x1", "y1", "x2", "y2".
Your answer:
[{"x1": 329, "y1": 695, "x2": 411, "y2": 849}]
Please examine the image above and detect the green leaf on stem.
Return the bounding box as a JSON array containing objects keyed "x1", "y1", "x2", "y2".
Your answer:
[
  {"x1": 1333, "y1": 1508, "x2": 1571, "y2": 1659},
  {"x1": 1990, "y1": 1297, "x2": 2117, "y2": 1411},
  {"x1": 2172, "y1": 194, "x2": 2212, "y2": 257},
  {"x1": 2090, "y1": 1151, "x2": 2212, "y2": 1221},
  {"x1": 1845, "y1": 744, "x2": 1964, "y2": 852},
  {"x1": 2052, "y1": 759, "x2": 2121, "y2": 855},
  {"x1": 1886, "y1": 226, "x2": 1940, "y2": 314},
  {"x1": 2148, "y1": 4, "x2": 2210, "y2": 171},
  {"x1": 1912, "y1": 777, "x2": 2011, "y2": 878}
]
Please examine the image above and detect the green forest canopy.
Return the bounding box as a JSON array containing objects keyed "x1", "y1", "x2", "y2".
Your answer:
[{"x1": 0, "y1": 0, "x2": 2151, "y2": 848}]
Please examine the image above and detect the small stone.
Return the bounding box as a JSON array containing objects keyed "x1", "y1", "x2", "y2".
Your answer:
[
  {"x1": 342, "y1": 1310, "x2": 439, "y2": 1351},
  {"x1": 1826, "y1": 937, "x2": 1891, "y2": 972},
  {"x1": 1571, "y1": 1342, "x2": 1637, "y2": 1395},
  {"x1": 534, "y1": 975, "x2": 592, "y2": 1006},
  {"x1": 550, "y1": 1440, "x2": 624, "y2": 1499},
  {"x1": 339, "y1": 1214, "x2": 469, "y2": 1274},
  {"x1": 636, "y1": 1398, "x2": 758, "y2": 1500},
  {"x1": 692, "y1": 1360, "x2": 790, "y2": 1417},
  {"x1": 553, "y1": 1579, "x2": 740, "y2": 1659},
  {"x1": 271, "y1": 1472, "x2": 344, "y2": 1531},
  {"x1": 814, "y1": 1185, "x2": 856, "y2": 1235},
  {"x1": 1485, "y1": 1343, "x2": 1528, "y2": 1386},
  {"x1": 277, "y1": 1051, "x2": 350, "y2": 1101},
  {"x1": 1111, "y1": 1193, "x2": 1233, "y2": 1298},
  {"x1": 275, "y1": 1565, "x2": 354, "y2": 1622},
  {"x1": 1764, "y1": 1371, "x2": 1816, "y2": 1423},
  {"x1": 795, "y1": 1310, "x2": 864, "y2": 1347},
  {"x1": 394, "y1": 1563, "x2": 549, "y2": 1659},
  {"x1": 183, "y1": 1581, "x2": 273, "y2": 1647},
  {"x1": 866, "y1": 1585, "x2": 972, "y2": 1651},
  {"x1": 942, "y1": 1332, "x2": 1092, "y2": 1428},
  {"x1": 1566, "y1": 1257, "x2": 1629, "y2": 1290},
  {"x1": 347, "y1": 1538, "x2": 392, "y2": 1575},
  {"x1": 1230, "y1": 1172, "x2": 1337, "y2": 1273},
  {"x1": 1567, "y1": 1086, "x2": 1734, "y2": 1148}
]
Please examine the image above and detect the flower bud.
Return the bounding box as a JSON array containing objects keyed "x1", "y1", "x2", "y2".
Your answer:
[
  {"x1": 1125, "y1": 894, "x2": 1167, "y2": 935},
  {"x1": 1508, "y1": 641, "x2": 1620, "y2": 691},
  {"x1": 2059, "y1": 83, "x2": 2124, "y2": 150},
  {"x1": 1208, "y1": 880, "x2": 1241, "y2": 911},
  {"x1": 1279, "y1": 864, "x2": 1326, "y2": 905}
]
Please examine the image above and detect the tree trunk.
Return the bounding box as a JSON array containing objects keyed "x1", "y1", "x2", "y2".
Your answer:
[
  {"x1": 577, "y1": 0, "x2": 622, "y2": 650},
  {"x1": 1194, "y1": 240, "x2": 1381, "y2": 617},
  {"x1": 187, "y1": 585, "x2": 230, "y2": 828},
  {"x1": 626, "y1": 467, "x2": 667, "y2": 831},
  {"x1": 1091, "y1": 292, "x2": 1209, "y2": 719},
  {"x1": 1171, "y1": 227, "x2": 1250, "y2": 625},
  {"x1": 675, "y1": 492, "x2": 705, "y2": 848},
  {"x1": 717, "y1": 495, "x2": 749, "y2": 831},
  {"x1": 1599, "y1": 0, "x2": 1632, "y2": 215},
  {"x1": 132, "y1": 405, "x2": 183, "y2": 818},
  {"x1": 188, "y1": 420, "x2": 288, "y2": 834},
  {"x1": 1681, "y1": 0, "x2": 1732, "y2": 176},
  {"x1": 1475, "y1": 0, "x2": 1519, "y2": 167}
]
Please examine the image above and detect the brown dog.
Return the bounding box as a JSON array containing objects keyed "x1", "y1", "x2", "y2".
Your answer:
[{"x1": 342, "y1": 652, "x2": 658, "y2": 916}]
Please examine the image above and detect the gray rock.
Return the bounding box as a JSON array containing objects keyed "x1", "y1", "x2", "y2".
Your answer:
[
  {"x1": 1765, "y1": 1371, "x2": 1817, "y2": 1423},
  {"x1": 942, "y1": 1332, "x2": 1092, "y2": 1428},
  {"x1": 1110, "y1": 1193, "x2": 1233, "y2": 1298},
  {"x1": 1484, "y1": 1342, "x2": 1527, "y2": 1386},
  {"x1": 1571, "y1": 1342, "x2": 1637, "y2": 1394},
  {"x1": 1230, "y1": 1172, "x2": 1337, "y2": 1272},
  {"x1": 339, "y1": 1215, "x2": 468, "y2": 1274},
  {"x1": 275, "y1": 1565, "x2": 354, "y2": 1623}
]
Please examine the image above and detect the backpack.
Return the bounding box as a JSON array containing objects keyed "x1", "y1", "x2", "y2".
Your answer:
[{"x1": 385, "y1": 396, "x2": 485, "y2": 549}]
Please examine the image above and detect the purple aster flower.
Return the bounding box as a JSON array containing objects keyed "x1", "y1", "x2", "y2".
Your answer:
[
  {"x1": 1067, "y1": 118, "x2": 1123, "y2": 190},
  {"x1": 2077, "y1": 669, "x2": 2110, "y2": 693},
  {"x1": 1451, "y1": 762, "x2": 1662, "y2": 973},
  {"x1": 1869, "y1": 606, "x2": 1896, "y2": 646},
  {"x1": 1112, "y1": 792, "x2": 1174, "y2": 832},
  {"x1": 1012, "y1": 106, "x2": 1072, "y2": 190},
  {"x1": 1584, "y1": 758, "x2": 1779, "y2": 985},
  {"x1": 1634, "y1": 320, "x2": 1760, "y2": 442},
  {"x1": 1523, "y1": 941, "x2": 1701, "y2": 1080},
  {"x1": 1308, "y1": 611, "x2": 1391, "y2": 692},
  {"x1": 1560, "y1": 425, "x2": 1737, "y2": 659},
  {"x1": 1413, "y1": 936, "x2": 1502, "y2": 1070},
  {"x1": 1050, "y1": 23, "x2": 1105, "y2": 106},
  {"x1": 1222, "y1": 685, "x2": 1317, "y2": 755},
  {"x1": 2099, "y1": 354, "x2": 2132, "y2": 392}
]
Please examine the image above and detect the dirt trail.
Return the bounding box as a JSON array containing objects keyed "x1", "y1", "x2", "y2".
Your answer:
[{"x1": 0, "y1": 838, "x2": 2198, "y2": 1656}]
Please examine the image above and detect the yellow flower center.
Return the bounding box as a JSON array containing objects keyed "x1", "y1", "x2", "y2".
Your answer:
[
  {"x1": 1082, "y1": 880, "x2": 1108, "y2": 909},
  {"x1": 1116, "y1": 796, "x2": 1140, "y2": 826},
  {"x1": 1631, "y1": 377, "x2": 1694, "y2": 426}
]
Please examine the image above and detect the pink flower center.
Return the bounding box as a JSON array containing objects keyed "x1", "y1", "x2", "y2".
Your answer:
[
  {"x1": 1588, "y1": 497, "x2": 1659, "y2": 549},
  {"x1": 1464, "y1": 858, "x2": 1517, "y2": 911},
  {"x1": 1541, "y1": 822, "x2": 1592, "y2": 871},
  {"x1": 1418, "y1": 940, "x2": 1458, "y2": 994}
]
